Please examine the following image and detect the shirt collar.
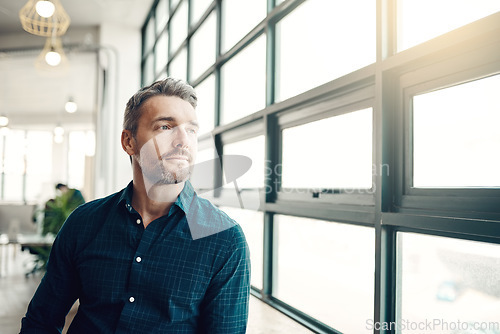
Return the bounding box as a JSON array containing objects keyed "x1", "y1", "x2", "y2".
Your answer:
[{"x1": 118, "y1": 180, "x2": 196, "y2": 216}]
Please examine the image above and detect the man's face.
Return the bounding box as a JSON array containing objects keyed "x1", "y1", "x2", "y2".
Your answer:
[{"x1": 133, "y1": 95, "x2": 198, "y2": 186}]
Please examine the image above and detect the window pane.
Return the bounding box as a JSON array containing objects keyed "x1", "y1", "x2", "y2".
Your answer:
[
  {"x1": 282, "y1": 108, "x2": 373, "y2": 189},
  {"x1": 397, "y1": 233, "x2": 500, "y2": 334},
  {"x1": 68, "y1": 131, "x2": 87, "y2": 190},
  {"x1": 4, "y1": 174, "x2": 23, "y2": 202},
  {"x1": 4, "y1": 130, "x2": 25, "y2": 175},
  {"x1": 171, "y1": 0, "x2": 181, "y2": 10},
  {"x1": 221, "y1": 36, "x2": 266, "y2": 125},
  {"x1": 276, "y1": 0, "x2": 376, "y2": 102},
  {"x1": 191, "y1": 0, "x2": 213, "y2": 27},
  {"x1": 3, "y1": 130, "x2": 25, "y2": 202},
  {"x1": 169, "y1": 47, "x2": 187, "y2": 82},
  {"x1": 155, "y1": 33, "x2": 168, "y2": 75},
  {"x1": 156, "y1": 0, "x2": 169, "y2": 34},
  {"x1": 170, "y1": 0, "x2": 188, "y2": 53},
  {"x1": 222, "y1": 0, "x2": 266, "y2": 52},
  {"x1": 143, "y1": 54, "x2": 154, "y2": 85},
  {"x1": 223, "y1": 136, "x2": 265, "y2": 189},
  {"x1": 195, "y1": 74, "x2": 215, "y2": 134},
  {"x1": 220, "y1": 207, "x2": 264, "y2": 290},
  {"x1": 275, "y1": 215, "x2": 374, "y2": 333},
  {"x1": 397, "y1": 0, "x2": 500, "y2": 52},
  {"x1": 413, "y1": 75, "x2": 500, "y2": 188},
  {"x1": 190, "y1": 11, "x2": 216, "y2": 81},
  {"x1": 26, "y1": 131, "x2": 52, "y2": 202},
  {"x1": 144, "y1": 17, "x2": 155, "y2": 52}
]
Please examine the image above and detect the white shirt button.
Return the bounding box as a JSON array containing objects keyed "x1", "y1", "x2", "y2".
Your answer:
[
  {"x1": 136, "y1": 257, "x2": 142, "y2": 263},
  {"x1": 136, "y1": 219, "x2": 141, "y2": 225},
  {"x1": 129, "y1": 296, "x2": 135, "y2": 303}
]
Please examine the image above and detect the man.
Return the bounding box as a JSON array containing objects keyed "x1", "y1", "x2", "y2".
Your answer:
[
  {"x1": 21, "y1": 78, "x2": 251, "y2": 333},
  {"x1": 55, "y1": 183, "x2": 85, "y2": 207}
]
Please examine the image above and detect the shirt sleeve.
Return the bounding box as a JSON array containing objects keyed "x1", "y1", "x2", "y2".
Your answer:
[
  {"x1": 197, "y1": 225, "x2": 251, "y2": 334},
  {"x1": 20, "y1": 213, "x2": 81, "y2": 334}
]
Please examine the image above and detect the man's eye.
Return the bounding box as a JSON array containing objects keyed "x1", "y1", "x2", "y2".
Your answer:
[
  {"x1": 187, "y1": 128, "x2": 198, "y2": 135},
  {"x1": 160, "y1": 125, "x2": 172, "y2": 130}
]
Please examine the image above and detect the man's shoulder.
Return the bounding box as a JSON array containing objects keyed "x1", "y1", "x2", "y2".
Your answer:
[
  {"x1": 186, "y1": 195, "x2": 245, "y2": 242},
  {"x1": 72, "y1": 189, "x2": 123, "y2": 216},
  {"x1": 62, "y1": 188, "x2": 125, "y2": 232}
]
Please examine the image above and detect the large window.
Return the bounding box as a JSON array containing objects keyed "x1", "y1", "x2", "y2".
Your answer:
[
  {"x1": 142, "y1": 1, "x2": 500, "y2": 333},
  {"x1": 0, "y1": 129, "x2": 92, "y2": 203}
]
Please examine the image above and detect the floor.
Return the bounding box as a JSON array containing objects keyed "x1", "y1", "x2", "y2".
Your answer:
[{"x1": 0, "y1": 243, "x2": 313, "y2": 333}]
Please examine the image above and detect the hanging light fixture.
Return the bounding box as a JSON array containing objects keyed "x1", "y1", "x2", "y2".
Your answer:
[
  {"x1": 35, "y1": 36, "x2": 68, "y2": 70},
  {"x1": 19, "y1": 0, "x2": 70, "y2": 37},
  {"x1": 65, "y1": 97, "x2": 77, "y2": 113}
]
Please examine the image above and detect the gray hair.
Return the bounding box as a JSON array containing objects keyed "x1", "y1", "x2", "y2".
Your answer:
[{"x1": 123, "y1": 78, "x2": 197, "y2": 137}]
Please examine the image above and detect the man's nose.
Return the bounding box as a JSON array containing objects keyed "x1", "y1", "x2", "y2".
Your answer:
[{"x1": 172, "y1": 127, "x2": 189, "y2": 148}]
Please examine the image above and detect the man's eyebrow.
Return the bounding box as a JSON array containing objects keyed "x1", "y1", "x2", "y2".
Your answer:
[
  {"x1": 151, "y1": 117, "x2": 199, "y2": 128},
  {"x1": 151, "y1": 116, "x2": 175, "y2": 124}
]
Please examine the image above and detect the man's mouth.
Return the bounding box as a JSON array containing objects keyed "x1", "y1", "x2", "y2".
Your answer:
[{"x1": 164, "y1": 155, "x2": 189, "y2": 161}]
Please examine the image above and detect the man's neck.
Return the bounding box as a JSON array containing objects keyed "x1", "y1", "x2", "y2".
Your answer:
[{"x1": 131, "y1": 179, "x2": 185, "y2": 228}]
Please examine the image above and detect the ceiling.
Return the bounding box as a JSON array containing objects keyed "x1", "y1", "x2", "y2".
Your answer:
[{"x1": 0, "y1": 0, "x2": 153, "y2": 130}]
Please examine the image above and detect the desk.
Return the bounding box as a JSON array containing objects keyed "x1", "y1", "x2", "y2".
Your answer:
[{"x1": 0, "y1": 234, "x2": 54, "y2": 277}]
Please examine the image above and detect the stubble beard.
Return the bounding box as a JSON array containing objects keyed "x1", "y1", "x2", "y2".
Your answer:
[{"x1": 136, "y1": 152, "x2": 192, "y2": 185}]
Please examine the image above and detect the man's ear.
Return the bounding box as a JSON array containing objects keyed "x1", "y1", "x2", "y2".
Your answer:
[{"x1": 121, "y1": 130, "x2": 136, "y2": 156}]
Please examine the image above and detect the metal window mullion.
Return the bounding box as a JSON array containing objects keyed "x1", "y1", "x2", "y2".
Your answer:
[{"x1": 262, "y1": 211, "x2": 275, "y2": 297}]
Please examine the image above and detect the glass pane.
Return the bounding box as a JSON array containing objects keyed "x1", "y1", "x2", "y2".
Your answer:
[
  {"x1": 397, "y1": 0, "x2": 500, "y2": 52},
  {"x1": 169, "y1": 47, "x2": 187, "y2": 82},
  {"x1": 195, "y1": 74, "x2": 215, "y2": 134},
  {"x1": 223, "y1": 136, "x2": 265, "y2": 189},
  {"x1": 155, "y1": 33, "x2": 168, "y2": 75},
  {"x1": 397, "y1": 233, "x2": 500, "y2": 334},
  {"x1": 221, "y1": 36, "x2": 266, "y2": 125},
  {"x1": 3, "y1": 130, "x2": 25, "y2": 202},
  {"x1": 143, "y1": 54, "x2": 154, "y2": 85},
  {"x1": 25, "y1": 131, "x2": 52, "y2": 202},
  {"x1": 282, "y1": 108, "x2": 373, "y2": 189},
  {"x1": 276, "y1": 0, "x2": 376, "y2": 102},
  {"x1": 156, "y1": 0, "x2": 169, "y2": 34},
  {"x1": 220, "y1": 207, "x2": 264, "y2": 290},
  {"x1": 68, "y1": 131, "x2": 87, "y2": 190},
  {"x1": 190, "y1": 11, "x2": 216, "y2": 81},
  {"x1": 171, "y1": 0, "x2": 182, "y2": 10},
  {"x1": 144, "y1": 17, "x2": 156, "y2": 52},
  {"x1": 170, "y1": 0, "x2": 188, "y2": 54},
  {"x1": 4, "y1": 130, "x2": 25, "y2": 175},
  {"x1": 191, "y1": 0, "x2": 213, "y2": 27},
  {"x1": 413, "y1": 75, "x2": 500, "y2": 188},
  {"x1": 222, "y1": 0, "x2": 266, "y2": 52},
  {"x1": 4, "y1": 174, "x2": 23, "y2": 202},
  {"x1": 275, "y1": 215, "x2": 374, "y2": 333}
]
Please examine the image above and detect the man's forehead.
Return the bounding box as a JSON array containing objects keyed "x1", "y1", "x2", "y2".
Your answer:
[{"x1": 140, "y1": 96, "x2": 197, "y2": 122}]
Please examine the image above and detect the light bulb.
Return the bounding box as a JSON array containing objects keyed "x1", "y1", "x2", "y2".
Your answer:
[
  {"x1": 45, "y1": 50, "x2": 61, "y2": 66},
  {"x1": 65, "y1": 100, "x2": 77, "y2": 113},
  {"x1": 0, "y1": 115, "x2": 8, "y2": 127},
  {"x1": 36, "y1": 0, "x2": 55, "y2": 18},
  {"x1": 54, "y1": 126, "x2": 64, "y2": 136}
]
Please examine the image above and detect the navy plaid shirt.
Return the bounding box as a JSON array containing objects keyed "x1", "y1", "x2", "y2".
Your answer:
[{"x1": 21, "y1": 181, "x2": 250, "y2": 333}]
